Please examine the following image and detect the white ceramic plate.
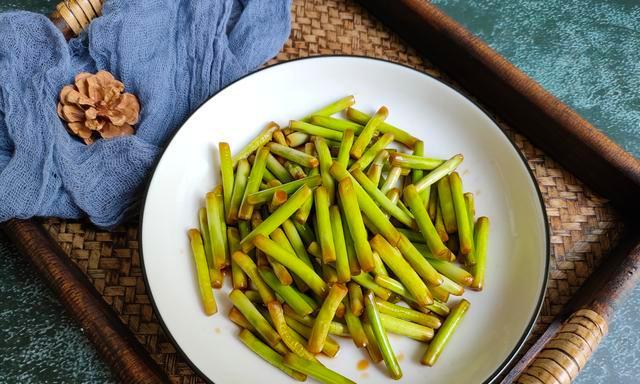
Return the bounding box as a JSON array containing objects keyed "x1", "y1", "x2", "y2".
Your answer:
[{"x1": 141, "y1": 56, "x2": 549, "y2": 384}]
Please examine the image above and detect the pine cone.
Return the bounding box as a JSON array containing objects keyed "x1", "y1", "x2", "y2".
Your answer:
[{"x1": 57, "y1": 71, "x2": 140, "y2": 144}]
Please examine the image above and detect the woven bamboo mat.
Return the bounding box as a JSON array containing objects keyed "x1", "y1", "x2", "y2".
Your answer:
[{"x1": 40, "y1": 0, "x2": 624, "y2": 382}]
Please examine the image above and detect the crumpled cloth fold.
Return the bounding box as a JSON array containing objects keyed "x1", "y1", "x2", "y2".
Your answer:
[{"x1": 0, "y1": 0, "x2": 291, "y2": 227}]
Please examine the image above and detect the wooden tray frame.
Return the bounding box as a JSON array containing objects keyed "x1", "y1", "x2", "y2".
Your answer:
[{"x1": 3, "y1": 1, "x2": 639, "y2": 383}]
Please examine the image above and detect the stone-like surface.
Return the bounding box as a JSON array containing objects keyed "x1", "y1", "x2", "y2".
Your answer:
[
  {"x1": 1, "y1": 0, "x2": 57, "y2": 14},
  {"x1": 432, "y1": 0, "x2": 640, "y2": 157}
]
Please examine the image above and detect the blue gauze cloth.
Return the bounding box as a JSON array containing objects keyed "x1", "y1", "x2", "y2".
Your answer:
[{"x1": 0, "y1": 0, "x2": 291, "y2": 227}]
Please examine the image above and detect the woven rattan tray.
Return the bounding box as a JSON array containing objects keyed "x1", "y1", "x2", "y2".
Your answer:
[{"x1": 4, "y1": 1, "x2": 640, "y2": 383}]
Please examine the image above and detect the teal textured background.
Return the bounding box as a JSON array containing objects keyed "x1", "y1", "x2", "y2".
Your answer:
[
  {"x1": 0, "y1": 232, "x2": 114, "y2": 383},
  {"x1": 432, "y1": 0, "x2": 640, "y2": 156},
  {"x1": 0, "y1": 1, "x2": 638, "y2": 383},
  {"x1": 430, "y1": 2, "x2": 640, "y2": 383},
  {"x1": 1, "y1": 0, "x2": 57, "y2": 14}
]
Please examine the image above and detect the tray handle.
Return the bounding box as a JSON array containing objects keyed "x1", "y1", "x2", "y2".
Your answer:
[
  {"x1": 513, "y1": 235, "x2": 640, "y2": 383},
  {"x1": 517, "y1": 309, "x2": 607, "y2": 383},
  {"x1": 50, "y1": 0, "x2": 103, "y2": 39}
]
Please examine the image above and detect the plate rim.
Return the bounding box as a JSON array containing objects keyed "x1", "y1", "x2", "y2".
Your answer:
[{"x1": 138, "y1": 55, "x2": 551, "y2": 384}]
